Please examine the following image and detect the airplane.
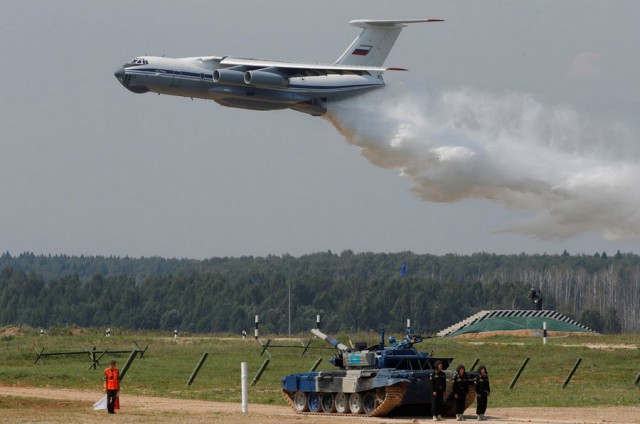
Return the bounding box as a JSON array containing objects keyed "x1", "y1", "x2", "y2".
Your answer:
[{"x1": 114, "y1": 19, "x2": 442, "y2": 116}]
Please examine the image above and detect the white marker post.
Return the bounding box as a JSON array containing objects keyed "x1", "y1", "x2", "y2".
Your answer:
[
  {"x1": 543, "y1": 321, "x2": 547, "y2": 345},
  {"x1": 254, "y1": 315, "x2": 259, "y2": 340},
  {"x1": 241, "y1": 362, "x2": 248, "y2": 413}
]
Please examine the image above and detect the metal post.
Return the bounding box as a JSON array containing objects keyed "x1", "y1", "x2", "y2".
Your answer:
[
  {"x1": 259, "y1": 339, "x2": 271, "y2": 356},
  {"x1": 543, "y1": 321, "x2": 547, "y2": 345},
  {"x1": 406, "y1": 318, "x2": 411, "y2": 334},
  {"x1": 254, "y1": 315, "x2": 259, "y2": 340},
  {"x1": 118, "y1": 349, "x2": 138, "y2": 382},
  {"x1": 251, "y1": 358, "x2": 270, "y2": 386},
  {"x1": 509, "y1": 357, "x2": 530, "y2": 389},
  {"x1": 562, "y1": 357, "x2": 582, "y2": 389},
  {"x1": 309, "y1": 357, "x2": 323, "y2": 372},
  {"x1": 35, "y1": 348, "x2": 46, "y2": 365},
  {"x1": 469, "y1": 358, "x2": 480, "y2": 372},
  {"x1": 137, "y1": 344, "x2": 148, "y2": 359},
  {"x1": 316, "y1": 314, "x2": 320, "y2": 330},
  {"x1": 241, "y1": 362, "x2": 248, "y2": 413},
  {"x1": 300, "y1": 340, "x2": 312, "y2": 357},
  {"x1": 288, "y1": 281, "x2": 291, "y2": 338},
  {"x1": 88, "y1": 348, "x2": 109, "y2": 371},
  {"x1": 186, "y1": 352, "x2": 209, "y2": 387}
]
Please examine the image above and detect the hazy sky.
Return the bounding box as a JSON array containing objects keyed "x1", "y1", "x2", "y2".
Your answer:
[{"x1": 1, "y1": 0, "x2": 639, "y2": 259}]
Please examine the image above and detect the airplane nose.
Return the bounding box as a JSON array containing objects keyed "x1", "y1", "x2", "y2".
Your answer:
[
  {"x1": 114, "y1": 65, "x2": 150, "y2": 93},
  {"x1": 114, "y1": 66, "x2": 125, "y2": 80}
]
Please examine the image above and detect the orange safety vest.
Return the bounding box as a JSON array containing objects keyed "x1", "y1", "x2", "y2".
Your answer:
[{"x1": 104, "y1": 368, "x2": 120, "y2": 390}]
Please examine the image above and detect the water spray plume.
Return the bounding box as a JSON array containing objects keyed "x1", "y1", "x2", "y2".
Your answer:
[{"x1": 324, "y1": 86, "x2": 640, "y2": 241}]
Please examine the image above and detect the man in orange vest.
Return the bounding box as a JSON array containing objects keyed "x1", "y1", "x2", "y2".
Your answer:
[{"x1": 104, "y1": 360, "x2": 120, "y2": 414}]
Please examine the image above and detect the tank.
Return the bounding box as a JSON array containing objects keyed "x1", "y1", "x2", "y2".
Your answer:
[{"x1": 280, "y1": 328, "x2": 476, "y2": 417}]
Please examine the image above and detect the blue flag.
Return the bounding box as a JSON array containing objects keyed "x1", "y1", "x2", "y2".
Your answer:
[{"x1": 401, "y1": 263, "x2": 406, "y2": 277}]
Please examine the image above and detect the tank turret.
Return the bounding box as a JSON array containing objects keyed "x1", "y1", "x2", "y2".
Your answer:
[{"x1": 280, "y1": 329, "x2": 476, "y2": 417}]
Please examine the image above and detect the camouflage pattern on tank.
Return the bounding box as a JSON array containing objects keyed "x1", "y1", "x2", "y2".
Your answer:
[{"x1": 280, "y1": 329, "x2": 476, "y2": 417}]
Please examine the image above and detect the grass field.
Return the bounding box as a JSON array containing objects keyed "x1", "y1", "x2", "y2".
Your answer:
[{"x1": 1, "y1": 326, "x2": 639, "y2": 408}]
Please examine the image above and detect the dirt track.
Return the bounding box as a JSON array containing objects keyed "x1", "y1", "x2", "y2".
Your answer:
[{"x1": 1, "y1": 386, "x2": 639, "y2": 423}]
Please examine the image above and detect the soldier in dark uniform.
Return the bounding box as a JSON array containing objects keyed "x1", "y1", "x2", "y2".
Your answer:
[
  {"x1": 528, "y1": 288, "x2": 543, "y2": 310},
  {"x1": 430, "y1": 360, "x2": 446, "y2": 421},
  {"x1": 536, "y1": 289, "x2": 543, "y2": 310},
  {"x1": 474, "y1": 365, "x2": 490, "y2": 421},
  {"x1": 452, "y1": 364, "x2": 469, "y2": 421}
]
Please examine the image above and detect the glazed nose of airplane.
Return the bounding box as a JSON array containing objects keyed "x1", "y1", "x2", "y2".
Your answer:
[
  {"x1": 114, "y1": 65, "x2": 150, "y2": 93},
  {"x1": 114, "y1": 66, "x2": 125, "y2": 80}
]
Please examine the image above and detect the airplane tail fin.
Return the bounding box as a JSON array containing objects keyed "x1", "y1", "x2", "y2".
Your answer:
[{"x1": 334, "y1": 19, "x2": 443, "y2": 67}]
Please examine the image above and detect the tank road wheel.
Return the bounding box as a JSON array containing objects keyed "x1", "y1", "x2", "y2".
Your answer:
[
  {"x1": 308, "y1": 392, "x2": 321, "y2": 412},
  {"x1": 349, "y1": 392, "x2": 364, "y2": 414},
  {"x1": 362, "y1": 391, "x2": 378, "y2": 415},
  {"x1": 293, "y1": 391, "x2": 309, "y2": 412},
  {"x1": 335, "y1": 392, "x2": 349, "y2": 413},
  {"x1": 321, "y1": 393, "x2": 336, "y2": 413}
]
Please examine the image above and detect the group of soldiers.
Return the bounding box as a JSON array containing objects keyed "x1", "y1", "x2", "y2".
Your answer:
[
  {"x1": 429, "y1": 361, "x2": 490, "y2": 421},
  {"x1": 427, "y1": 287, "x2": 550, "y2": 421}
]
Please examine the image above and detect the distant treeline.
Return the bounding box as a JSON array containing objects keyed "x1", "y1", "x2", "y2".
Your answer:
[{"x1": 0, "y1": 250, "x2": 634, "y2": 334}]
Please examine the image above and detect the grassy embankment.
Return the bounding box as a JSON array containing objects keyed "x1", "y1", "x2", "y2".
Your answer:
[{"x1": 0, "y1": 327, "x2": 638, "y2": 408}]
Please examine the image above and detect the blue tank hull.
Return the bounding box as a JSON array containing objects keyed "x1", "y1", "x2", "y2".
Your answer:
[{"x1": 280, "y1": 330, "x2": 477, "y2": 417}]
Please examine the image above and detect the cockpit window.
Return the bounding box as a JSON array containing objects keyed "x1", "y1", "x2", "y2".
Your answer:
[{"x1": 128, "y1": 57, "x2": 148, "y2": 65}]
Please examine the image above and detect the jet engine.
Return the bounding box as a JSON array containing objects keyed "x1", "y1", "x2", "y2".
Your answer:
[
  {"x1": 244, "y1": 69, "x2": 289, "y2": 88},
  {"x1": 213, "y1": 68, "x2": 246, "y2": 85}
]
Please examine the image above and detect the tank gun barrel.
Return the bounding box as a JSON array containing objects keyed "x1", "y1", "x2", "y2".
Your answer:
[{"x1": 311, "y1": 329, "x2": 349, "y2": 352}]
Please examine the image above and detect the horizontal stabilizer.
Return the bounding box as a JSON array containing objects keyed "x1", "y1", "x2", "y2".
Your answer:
[{"x1": 348, "y1": 19, "x2": 444, "y2": 28}]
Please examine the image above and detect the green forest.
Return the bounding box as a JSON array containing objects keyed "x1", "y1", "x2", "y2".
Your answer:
[{"x1": 0, "y1": 250, "x2": 636, "y2": 334}]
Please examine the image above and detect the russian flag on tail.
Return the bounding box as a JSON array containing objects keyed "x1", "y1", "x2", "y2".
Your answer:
[{"x1": 352, "y1": 45, "x2": 372, "y2": 56}]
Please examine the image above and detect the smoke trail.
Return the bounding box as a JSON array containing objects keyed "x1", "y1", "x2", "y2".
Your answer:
[{"x1": 324, "y1": 86, "x2": 640, "y2": 241}]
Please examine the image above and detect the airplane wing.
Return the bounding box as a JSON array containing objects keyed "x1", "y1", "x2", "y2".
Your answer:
[{"x1": 218, "y1": 57, "x2": 389, "y2": 76}]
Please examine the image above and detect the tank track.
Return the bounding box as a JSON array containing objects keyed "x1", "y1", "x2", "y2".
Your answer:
[
  {"x1": 282, "y1": 383, "x2": 406, "y2": 417},
  {"x1": 443, "y1": 386, "x2": 477, "y2": 417},
  {"x1": 465, "y1": 386, "x2": 477, "y2": 409}
]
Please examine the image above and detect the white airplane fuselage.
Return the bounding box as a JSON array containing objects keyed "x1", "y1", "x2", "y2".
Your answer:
[
  {"x1": 114, "y1": 19, "x2": 441, "y2": 116},
  {"x1": 115, "y1": 56, "x2": 385, "y2": 116}
]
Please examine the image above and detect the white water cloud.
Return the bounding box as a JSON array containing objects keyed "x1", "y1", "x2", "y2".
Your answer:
[{"x1": 324, "y1": 86, "x2": 640, "y2": 241}]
